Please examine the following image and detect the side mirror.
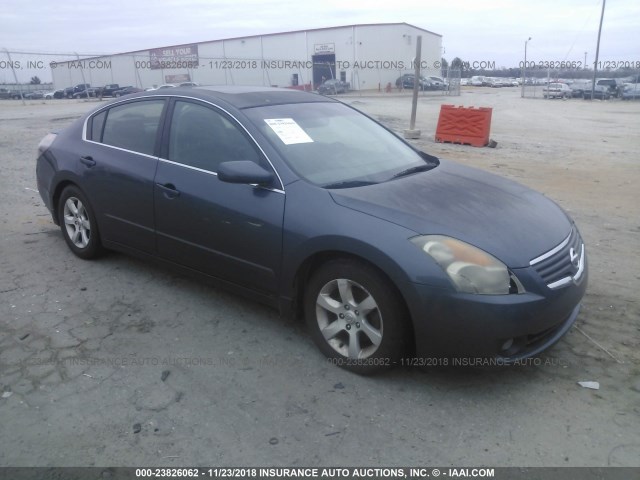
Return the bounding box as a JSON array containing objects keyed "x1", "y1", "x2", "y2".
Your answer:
[{"x1": 217, "y1": 161, "x2": 274, "y2": 186}]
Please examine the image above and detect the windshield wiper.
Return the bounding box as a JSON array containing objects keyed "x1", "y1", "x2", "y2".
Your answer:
[
  {"x1": 390, "y1": 164, "x2": 432, "y2": 180},
  {"x1": 323, "y1": 180, "x2": 378, "y2": 189}
]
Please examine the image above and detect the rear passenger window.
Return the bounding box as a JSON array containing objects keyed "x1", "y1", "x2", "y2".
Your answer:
[{"x1": 101, "y1": 100, "x2": 165, "y2": 156}]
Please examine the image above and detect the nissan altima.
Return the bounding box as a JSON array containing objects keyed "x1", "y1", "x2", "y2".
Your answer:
[{"x1": 36, "y1": 86, "x2": 587, "y2": 374}]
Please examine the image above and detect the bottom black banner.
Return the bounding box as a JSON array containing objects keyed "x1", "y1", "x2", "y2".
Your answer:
[{"x1": 0, "y1": 467, "x2": 637, "y2": 480}]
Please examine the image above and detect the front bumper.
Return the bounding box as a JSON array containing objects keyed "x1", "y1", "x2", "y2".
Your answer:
[{"x1": 403, "y1": 262, "x2": 588, "y2": 362}]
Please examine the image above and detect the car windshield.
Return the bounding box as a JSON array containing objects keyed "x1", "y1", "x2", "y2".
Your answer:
[{"x1": 244, "y1": 102, "x2": 437, "y2": 187}]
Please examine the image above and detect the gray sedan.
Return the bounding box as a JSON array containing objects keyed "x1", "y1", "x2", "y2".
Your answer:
[{"x1": 36, "y1": 86, "x2": 587, "y2": 374}]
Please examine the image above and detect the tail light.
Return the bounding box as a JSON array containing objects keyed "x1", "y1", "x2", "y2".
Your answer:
[{"x1": 38, "y1": 133, "x2": 57, "y2": 155}]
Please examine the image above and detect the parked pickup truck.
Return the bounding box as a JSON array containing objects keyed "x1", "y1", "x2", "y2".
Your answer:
[
  {"x1": 596, "y1": 78, "x2": 623, "y2": 98},
  {"x1": 65, "y1": 83, "x2": 91, "y2": 98}
]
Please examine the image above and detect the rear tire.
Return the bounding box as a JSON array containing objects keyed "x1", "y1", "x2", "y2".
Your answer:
[
  {"x1": 57, "y1": 186, "x2": 104, "y2": 259},
  {"x1": 304, "y1": 259, "x2": 409, "y2": 375}
]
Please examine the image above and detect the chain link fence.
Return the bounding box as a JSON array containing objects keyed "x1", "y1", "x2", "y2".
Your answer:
[{"x1": 2, "y1": 49, "x2": 455, "y2": 97}]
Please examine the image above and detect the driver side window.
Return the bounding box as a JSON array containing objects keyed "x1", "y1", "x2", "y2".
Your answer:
[{"x1": 168, "y1": 101, "x2": 262, "y2": 172}]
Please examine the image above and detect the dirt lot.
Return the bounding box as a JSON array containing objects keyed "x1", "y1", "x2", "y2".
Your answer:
[{"x1": 0, "y1": 89, "x2": 639, "y2": 468}]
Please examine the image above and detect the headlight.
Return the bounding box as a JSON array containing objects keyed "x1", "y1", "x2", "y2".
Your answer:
[{"x1": 411, "y1": 235, "x2": 515, "y2": 294}]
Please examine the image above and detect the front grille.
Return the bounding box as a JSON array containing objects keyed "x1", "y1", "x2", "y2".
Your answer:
[{"x1": 530, "y1": 227, "x2": 585, "y2": 289}]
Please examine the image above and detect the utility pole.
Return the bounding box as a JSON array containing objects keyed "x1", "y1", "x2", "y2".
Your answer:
[
  {"x1": 404, "y1": 35, "x2": 422, "y2": 139},
  {"x1": 521, "y1": 37, "x2": 531, "y2": 98},
  {"x1": 590, "y1": 0, "x2": 606, "y2": 100}
]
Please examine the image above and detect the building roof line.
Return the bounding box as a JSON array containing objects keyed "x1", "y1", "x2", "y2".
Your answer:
[{"x1": 66, "y1": 23, "x2": 441, "y2": 61}]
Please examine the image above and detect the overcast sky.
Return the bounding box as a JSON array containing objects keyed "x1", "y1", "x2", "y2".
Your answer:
[{"x1": 1, "y1": 0, "x2": 638, "y2": 82}]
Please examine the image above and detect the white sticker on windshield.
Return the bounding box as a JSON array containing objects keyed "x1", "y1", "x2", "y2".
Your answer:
[{"x1": 264, "y1": 118, "x2": 313, "y2": 145}]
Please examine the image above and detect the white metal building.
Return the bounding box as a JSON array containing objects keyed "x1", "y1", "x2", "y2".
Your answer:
[{"x1": 51, "y1": 23, "x2": 442, "y2": 91}]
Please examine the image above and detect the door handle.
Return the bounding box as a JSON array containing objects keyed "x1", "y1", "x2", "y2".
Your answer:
[
  {"x1": 156, "y1": 182, "x2": 180, "y2": 199},
  {"x1": 79, "y1": 156, "x2": 96, "y2": 167}
]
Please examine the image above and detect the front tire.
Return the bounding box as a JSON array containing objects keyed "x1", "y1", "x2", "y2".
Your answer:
[
  {"x1": 58, "y1": 186, "x2": 104, "y2": 259},
  {"x1": 304, "y1": 259, "x2": 409, "y2": 375}
]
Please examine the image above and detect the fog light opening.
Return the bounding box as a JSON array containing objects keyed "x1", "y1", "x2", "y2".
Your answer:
[
  {"x1": 499, "y1": 336, "x2": 528, "y2": 358},
  {"x1": 501, "y1": 338, "x2": 514, "y2": 351}
]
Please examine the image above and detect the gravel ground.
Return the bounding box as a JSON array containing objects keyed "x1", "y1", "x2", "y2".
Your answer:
[{"x1": 0, "y1": 89, "x2": 639, "y2": 468}]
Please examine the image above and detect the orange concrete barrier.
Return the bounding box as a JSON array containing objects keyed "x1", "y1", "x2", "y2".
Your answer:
[{"x1": 435, "y1": 105, "x2": 493, "y2": 147}]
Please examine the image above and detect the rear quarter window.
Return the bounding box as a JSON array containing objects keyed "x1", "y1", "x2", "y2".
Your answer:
[{"x1": 90, "y1": 111, "x2": 107, "y2": 141}]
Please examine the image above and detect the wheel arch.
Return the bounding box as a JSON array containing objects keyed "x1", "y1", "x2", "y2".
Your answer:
[
  {"x1": 289, "y1": 249, "x2": 416, "y2": 351},
  {"x1": 51, "y1": 180, "x2": 78, "y2": 225},
  {"x1": 51, "y1": 179, "x2": 94, "y2": 227}
]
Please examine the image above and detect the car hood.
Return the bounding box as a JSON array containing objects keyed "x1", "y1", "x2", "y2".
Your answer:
[{"x1": 329, "y1": 159, "x2": 572, "y2": 268}]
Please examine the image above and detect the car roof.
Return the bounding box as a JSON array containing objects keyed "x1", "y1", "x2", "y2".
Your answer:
[{"x1": 131, "y1": 85, "x2": 335, "y2": 109}]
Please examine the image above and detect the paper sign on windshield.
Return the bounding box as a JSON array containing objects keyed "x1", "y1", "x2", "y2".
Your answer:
[{"x1": 264, "y1": 118, "x2": 313, "y2": 145}]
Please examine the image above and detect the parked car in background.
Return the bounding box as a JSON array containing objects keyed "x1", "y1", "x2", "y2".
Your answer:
[
  {"x1": 113, "y1": 86, "x2": 143, "y2": 97},
  {"x1": 570, "y1": 81, "x2": 591, "y2": 98},
  {"x1": 317, "y1": 79, "x2": 350, "y2": 95},
  {"x1": 395, "y1": 74, "x2": 430, "y2": 90},
  {"x1": 621, "y1": 84, "x2": 640, "y2": 100},
  {"x1": 145, "y1": 84, "x2": 177, "y2": 91},
  {"x1": 178, "y1": 82, "x2": 199, "y2": 87},
  {"x1": 543, "y1": 83, "x2": 572, "y2": 99},
  {"x1": 596, "y1": 78, "x2": 622, "y2": 97},
  {"x1": 583, "y1": 85, "x2": 611, "y2": 100},
  {"x1": 0, "y1": 88, "x2": 59, "y2": 100},
  {"x1": 65, "y1": 84, "x2": 91, "y2": 98},
  {"x1": 97, "y1": 84, "x2": 122, "y2": 97},
  {"x1": 36, "y1": 86, "x2": 587, "y2": 374},
  {"x1": 0, "y1": 88, "x2": 27, "y2": 99},
  {"x1": 396, "y1": 74, "x2": 414, "y2": 89},
  {"x1": 73, "y1": 88, "x2": 98, "y2": 98},
  {"x1": 469, "y1": 76, "x2": 486, "y2": 86},
  {"x1": 44, "y1": 89, "x2": 65, "y2": 99},
  {"x1": 24, "y1": 90, "x2": 45, "y2": 99},
  {"x1": 428, "y1": 76, "x2": 445, "y2": 90}
]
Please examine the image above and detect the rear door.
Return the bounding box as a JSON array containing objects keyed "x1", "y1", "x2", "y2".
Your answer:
[{"x1": 82, "y1": 98, "x2": 167, "y2": 253}]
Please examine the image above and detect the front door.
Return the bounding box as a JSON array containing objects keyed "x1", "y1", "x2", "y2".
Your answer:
[{"x1": 153, "y1": 99, "x2": 285, "y2": 294}]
